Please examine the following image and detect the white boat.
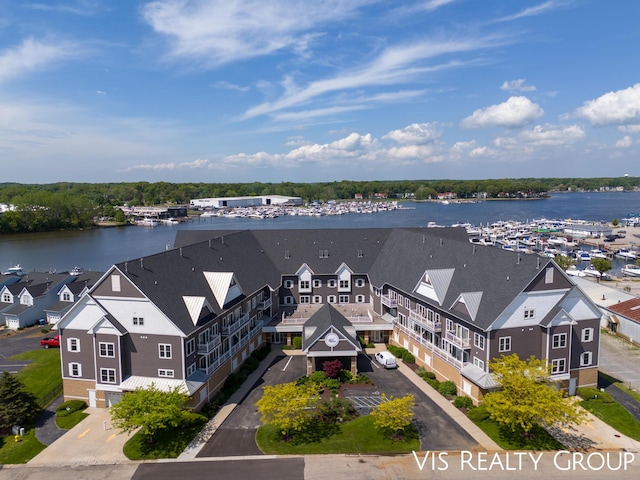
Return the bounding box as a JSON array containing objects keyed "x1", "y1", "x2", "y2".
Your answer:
[
  {"x1": 69, "y1": 266, "x2": 84, "y2": 276},
  {"x1": 615, "y1": 248, "x2": 637, "y2": 260},
  {"x1": 547, "y1": 236, "x2": 568, "y2": 246},
  {"x1": 582, "y1": 264, "x2": 611, "y2": 280},
  {"x1": 590, "y1": 249, "x2": 608, "y2": 259},
  {"x1": 565, "y1": 265, "x2": 586, "y2": 277},
  {"x1": 621, "y1": 264, "x2": 640, "y2": 277},
  {"x1": 136, "y1": 217, "x2": 158, "y2": 227},
  {"x1": 575, "y1": 251, "x2": 591, "y2": 262},
  {"x1": 2, "y1": 264, "x2": 24, "y2": 276}
]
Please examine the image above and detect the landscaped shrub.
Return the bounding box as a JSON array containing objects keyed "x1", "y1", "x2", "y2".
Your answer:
[
  {"x1": 339, "y1": 369, "x2": 354, "y2": 383},
  {"x1": 401, "y1": 351, "x2": 415, "y2": 364},
  {"x1": 438, "y1": 380, "x2": 457, "y2": 397},
  {"x1": 56, "y1": 400, "x2": 87, "y2": 417},
  {"x1": 322, "y1": 359, "x2": 343, "y2": 379},
  {"x1": 309, "y1": 370, "x2": 327, "y2": 384},
  {"x1": 325, "y1": 378, "x2": 341, "y2": 392},
  {"x1": 387, "y1": 345, "x2": 402, "y2": 357},
  {"x1": 292, "y1": 336, "x2": 302, "y2": 349},
  {"x1": 251, "y1": 344, "x2": 271, "y2": 361},
  {"x1": 425, "y1": 378, "x2": 440, "y2": 390},
  {"x1": 454, "y1": 396, "x2": 474, "y2": 409},
  {"x1": 466, "y1": 404, "x2": 490, "y2": 422}
]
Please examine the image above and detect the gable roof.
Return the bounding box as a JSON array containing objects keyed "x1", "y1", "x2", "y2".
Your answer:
[
  {"x1": 302, "y1": 303, "x2": 361, "y2": 352},
  {"x1": 607, "y1": 297, "x2": 640, "y2": 323}
]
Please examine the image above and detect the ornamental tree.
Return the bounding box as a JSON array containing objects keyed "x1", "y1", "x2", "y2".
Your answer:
[
  {"x1": 483, "y1": 354, "x2": 585, "y2": 433},
  {"x1": 0, "y1": 371, "x2": 41, "y2": 434},
  {"x1": 256, "y1": 381, "x2": 321, "y2": 437},
  {"x1": 110, "y1": 383, "x2": 190, "y2": 442},
  {"x1": 322, "y1": 359, "x2": 343, "y2": 379},
  {"x1": 590, "y1": 258, "x2": 612, "y2": 281},
  {"x1": 370, "y1": 393, "x2": 415, "y2": 435}
]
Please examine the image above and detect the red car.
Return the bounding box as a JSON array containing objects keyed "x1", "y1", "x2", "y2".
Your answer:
[{"x1": 40, "y1": 335, "x2": 60, "y2": 348}]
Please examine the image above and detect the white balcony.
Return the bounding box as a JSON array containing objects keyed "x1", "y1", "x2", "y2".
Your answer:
[
  {"x1": 408, "y1": 310, "x2": 442, "y2": 332},
  {"x1": 222, "y1": 313, "x2": 250, "y2": 336},
  {"x1": 258, "y1": 297, "x2": 272, "y2": 310},
  {"x1": 445, "y1": 330, "x2": 470, "y2": 348},
  {"x1": 395, "y1": 322, "x2": 467, "y2": 370},
  {"x1": 381, "y1": 294, "x2": 398, "y2": 308},
  {"x1": 197, "y1": 334, "x2": 221, "y2": 354}
]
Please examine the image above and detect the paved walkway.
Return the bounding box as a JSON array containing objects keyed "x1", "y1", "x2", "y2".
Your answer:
[{"x1": 34, "y1": 396, "x2": 66, "y2": 446}]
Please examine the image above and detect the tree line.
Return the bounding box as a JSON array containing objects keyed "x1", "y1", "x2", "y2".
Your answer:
[{"x1": 0, "y1": 177, "x2": 638, "y2": 235}]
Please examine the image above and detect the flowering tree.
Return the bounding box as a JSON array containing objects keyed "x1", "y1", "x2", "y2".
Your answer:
[{"x1": 370, "y1": 393, "x2": 415, "y2": 436}]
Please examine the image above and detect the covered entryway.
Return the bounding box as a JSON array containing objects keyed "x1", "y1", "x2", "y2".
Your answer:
[{"x1": 302, "y1": 304, "x2": 362, "y2": 376}]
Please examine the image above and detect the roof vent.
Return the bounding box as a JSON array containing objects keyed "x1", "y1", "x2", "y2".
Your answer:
[
  {"x1": 180, "y1": 247, "x2": 183, "y2": 257},
  {"x1": 506, "y1": 276, "x2": 510, "y2": 281},
  {"x1": 125, "y1": 262, "x2": 128, "y2": 273},
  {"x1": 140, "y1": 258, "x2": 144, "y2": 269}
]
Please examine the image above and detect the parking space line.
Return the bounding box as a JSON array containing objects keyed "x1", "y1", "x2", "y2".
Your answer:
[{"x1": 282, "y1": 356, "x2": 293, "y2": 371}]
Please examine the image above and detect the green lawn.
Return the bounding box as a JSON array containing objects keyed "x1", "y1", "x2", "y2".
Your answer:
[
  {"x1": 56, "y1": 411, "x2": 89, "y2": 430},
  {"x1": 256, "y1": 415, "x2": 419, "y2": 455},
  {"x1": 580, "y1": 397, "x2": 640, "y2": 441},
  {"x1": 0, "y1": 428, "x2": 46, "y2": 464},
  {"x1": 11, "y1": 349, "x2": 62, "y2": 400},
  {"x1": 122, "y1": 419, "x2": 207, "y2": 460}
]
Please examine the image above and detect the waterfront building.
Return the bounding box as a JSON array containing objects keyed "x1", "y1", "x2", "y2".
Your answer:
[
  {"x1": 189, "y1": 195, "x2": 302, "y2": 210},
  {"x1": 57, "y1": 227, "x2": 601, "y2": 408}
]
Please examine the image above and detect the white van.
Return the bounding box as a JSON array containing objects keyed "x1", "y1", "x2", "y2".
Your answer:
[{"x1": 375, "y1": 351, "x2": 397, "y2": 369}]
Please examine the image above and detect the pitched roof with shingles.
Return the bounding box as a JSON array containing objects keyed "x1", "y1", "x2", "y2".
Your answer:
[
  {"x1": 115, "y1": 227, "x2": 552, "y2": 335},
  {"x1": 608, "y1": 297, "x2": 640, "y2": 322},
  {"x1": 302, "y1": 303, "x2": 361, "y2": 351}
]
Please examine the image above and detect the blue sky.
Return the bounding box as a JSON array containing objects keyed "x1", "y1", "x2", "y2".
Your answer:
[{"x1": 1, "y1": 0, "x2": 640, "y2": 184}]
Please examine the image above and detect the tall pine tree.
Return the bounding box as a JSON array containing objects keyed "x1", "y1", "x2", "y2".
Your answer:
[{"x1": 0, "y1": 371, "x2": 41, "y2": 434}]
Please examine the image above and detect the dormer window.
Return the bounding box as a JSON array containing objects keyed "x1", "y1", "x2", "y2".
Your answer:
[
  {"x1": 63, "y1": 292, "x2": 71, "y2": 302},
  {"x1": 284, "y1": 280, "x2": 294, "y2": 289},
  {"x1": 524, "y1": 309, "x2": 535, "y2": 319},
  {"x1": 2, "y1": 292, "x2": 11, "y2": 303}
]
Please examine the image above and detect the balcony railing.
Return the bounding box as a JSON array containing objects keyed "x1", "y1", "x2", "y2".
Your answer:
[
  {"x1": 408, "y1": 310, "x2": 442, "y2": 332},
  {"x1": 444, "y1": 330, "x2": 470, "y2": 348},
  {"x1": 381, "y1": 294, "x2": 398, "y2": 308},
  {"x1": 395, "y1": 322, "x2": 467, "y2": 370},
  {"x1": 197, "y1": 334, "x2": 221, "y2": 354},
  {"x1": 201, "y1": 350, "x2": 231, "y2": 376},
  {"x1": 258, "y1": 297, "x2": 272, "y2": 310},
  {"x1": 222, "y1": 313, "x2": 250, "y2": 336}
]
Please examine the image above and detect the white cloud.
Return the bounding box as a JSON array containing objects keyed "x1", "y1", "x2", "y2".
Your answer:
[
  {"x1": 494, "y1": 1, "x2": 558, "y2": 23},
  {"x1": 500, "y1": 79, "x2": 536, "y2": 92},
  {"x1": 0, "y1": 38, "x2": 86, "y2": 84},
  {"x1": 212, "y1": 81, "x2": 250, "y2": 92},
  {"x1": 243, "y1": 35, "x2": 508, "y2": 120},
  {"x1": 615, "y1": 136, "x2": 633, "y2": 148},
  {"x1": 619, "y1": 125, "x2": 640, "y2": 133},
  {"x1": 383, "y1": 123, "x2": 443, "y2": 145},
  {"x1": 123, "y1": 158, "x2": 210, "y2": 172},
  {"x1": 26, "y1": 0, "x2": 106, "y2": 16},
  {"x1": 494, "y1": 124, "x2": 585, "y2": 148},
  {"x1": 141, "y1": 0, "x2": 371, "y2": 67},
  {"x1": 461, "y1": 96, "x2": 543, "y2": 129},
  {"x1": 575, "y1": 83, "x2": 640, "y2": 126}
]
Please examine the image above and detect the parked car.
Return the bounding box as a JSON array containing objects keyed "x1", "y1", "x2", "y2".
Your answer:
[
  {"x1": 40, "y1": 335, "x2": 60, "y2": 348},
  {"x1": 375, "y1": 351, "x2": 397, "y2": 369}
]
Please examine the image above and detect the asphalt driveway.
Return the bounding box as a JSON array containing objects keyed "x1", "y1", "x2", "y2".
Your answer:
[{"x1": 197, "y1": 353, "x2": 477, "y2": 457}]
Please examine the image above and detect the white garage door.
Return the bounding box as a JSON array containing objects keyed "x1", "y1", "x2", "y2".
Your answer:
[{"x1": 106, "y1": 392, "x2": 124, "y2": 407}]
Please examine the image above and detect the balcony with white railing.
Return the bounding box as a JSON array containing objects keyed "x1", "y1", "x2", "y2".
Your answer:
[
  {"x1": 408, "y1": 310, "x2": 442, "y2": 332},
  {"x1": 381, "y1": 294, "x2": 398, "y2": 308},
  {"x1": 445, "y1": 330, "x2": 470, "y2": 348},
  {"x1": 197, "y1": 334, "x2": 221, "y2": 355},
  {"x1": 201, "y1": 350, "x2": 231, "y2": 376},
  {"x1": 258, "y1": 297, "x2": 272, "y2": 310},
  {"x1": 395, "y1": 322, "x2": 467, "y2": 370},
  {"x1": 222, "y1": 313, "x2": 250, "y2": 336}
]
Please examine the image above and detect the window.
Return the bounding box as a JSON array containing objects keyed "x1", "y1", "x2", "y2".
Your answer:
[
  {"x1": 2, "y1": 292, "x2": 10, "y2": 303},
  {"x1": 319, "y1": 249, "x2": 329, "y2": 258},
  {"x1": 552, "y1": 333, "x2": 567, "y2": 349},
  {"x1": 313, "y1": 279, "x2": 322, "y2": 288},
  {"x1": 62, "y1": 292, "x2": 71, "y2": 302},
  {"x1": 582, "y1": 327, "x2": 594, "y2": 342},
  {"x1": 312, "y1": 295, "x2": 322, "y2": 304},
  {"x1": 299, "y1": 280, "x2": 310, "y2": 289},
  {"x1": 186, "y1": 338, "x2": 195, "y2": 356},
  {"x1": 69, "y1": 362, "x2": 82, "y2": 377},
  {"x1": 328, "y1": 279, "x2": 337, "y2": 288},
  {"x1": 339, "y1": 280, "x2": 350, "y2": 289},
  {"x1": 498, "y1": 336, "x2": 511, "y2": 352},
  {"x1": 356, "y1": 295, "x2": 365, "y2": 303},
  {"x1": 133, "y1": 316, "x2": 144, "y2": 326},
  {"x1": 524, "y1": 309, "x2": 535, "y2": 319},
  {"x1": 473, "y1": 357, "x2": 485, "y2": 370},
  {"x1": 284, "y1": 250, "x2": 290, "y2": 259},
  {"x1": 67, "y1": 338, "x2": 80, "y2": 352},
  {"x1": 355, "y1": 278, "x2": 365, "y2": 288},
  {"x1": 357, "y1": 249, "x2": 363, "y2": 258},
  {"x1": 158, "y1": 369, "x2": 174, "y2": 378},
  {"x1": 474, "y1": 333, "x2": 485, "y2": 350},
  {"x1": 187, "y1": 363, "x2": 197, "y2": 376},
  {"x1": 284, "y1": 296, "x2": 294, "y2": 305},
  {"x1": 551, "y1": 358, "x2": 566, "y2": 374},
  {"x1": 580, "y1": 351, "x2": 593, "y2": 366},
  {"x1": 100, "y1": 368, "x2": 116, "y2": 383},
  {"x1": 446, "y1": 319, "x2": 454, "y2": 331},
  {"x1": 299, "y1": 295, "x2": 310, "y2": 304},
  {"x1": 339, "y1": 295, "x2": 349, "y2": 303},
  {"x1": 284, "y1": 280, "x2": 294, "y2": 289},
  {"x1": 99, "y1": 342, "x2": 115, "y2": 358},
  {"x1": 159, "y1": 343, "x2": 172, "y2": 359},
  {"x1": 405, "y1": 297, "x2": 410, "y2": 308},
  {"x1": 111, "y1": 274, "x2": 121, "y2": 292},
  {"x1": 328, "y1": 295, "x2": 336, "y2": 304}
]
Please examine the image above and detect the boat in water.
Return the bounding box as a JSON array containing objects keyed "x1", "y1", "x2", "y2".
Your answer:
[
  {"x1": 565, "y1": 265, "x2": 586, "y2": 277},
  {"x1": 2, "y1": 264, "x2": 24, "y2": 276},
  {"x1": 135, "y1": 217, "x2": 159, "y2": 227},
  {"x1": 69, "y1": 266, "x2": 84, "y2": 276},
  {"x1": 621, "y1": 264, "x2": 640, "y2": 277}
]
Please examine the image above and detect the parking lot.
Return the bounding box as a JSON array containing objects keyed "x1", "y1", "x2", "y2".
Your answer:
[{"x1": 197, "y1": 352, "x2": 478, "y2": 456}]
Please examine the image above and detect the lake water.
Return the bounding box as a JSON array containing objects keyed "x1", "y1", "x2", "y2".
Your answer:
[{"x1": 1, "y1": 191, "x2": 639, "y2": 273}]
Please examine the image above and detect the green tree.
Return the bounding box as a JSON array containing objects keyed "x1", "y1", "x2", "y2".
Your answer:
[
  {"x1": 553, "y1": 255, "x2": 576, "y2": 272},
  {"x1": 590, "y1": 258, "x2": 612, "y2": 281},
  {"x1": 110, "y1": 384, "x2": 190, "y2": 442},
  {"x1": 0, "y1": 371, "x2": 41, "y2": 434},
  {"x1": 483, "y1": 354, "x2": 585, "y2": 433},
  {"x1": 256, "y1": 382, "x2": 321, "y2": 437},
  {"x1": 612, "y1": 218, "x2": 619, "y2": 226},
  {"x1": 370, "y1": 393, "x2": 415, "y2": 435}
]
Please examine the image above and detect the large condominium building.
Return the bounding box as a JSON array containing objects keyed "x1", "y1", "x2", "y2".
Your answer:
[{"x1": 58, "y1": 227, "x2": 601, "y2": 408}]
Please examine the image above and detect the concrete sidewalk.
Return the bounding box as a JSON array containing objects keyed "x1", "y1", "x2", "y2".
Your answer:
[{"x1": 28, "y1": 407, "x2": 134, "y2": 466}]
